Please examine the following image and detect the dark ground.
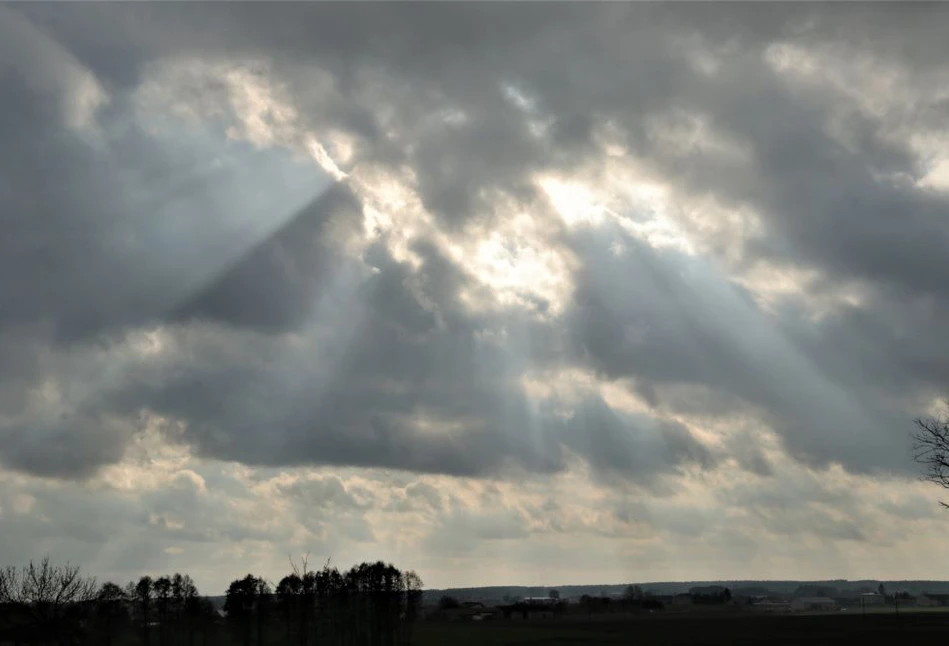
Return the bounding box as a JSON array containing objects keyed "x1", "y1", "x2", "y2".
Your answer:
[{"x1": 413, "y1": 611, "x2": 949, "y2": 645}]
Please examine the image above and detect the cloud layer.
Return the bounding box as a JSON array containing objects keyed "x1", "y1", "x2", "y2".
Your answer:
[{"x1": 2, "y1": 3, "x2": 949, "y2": 592}]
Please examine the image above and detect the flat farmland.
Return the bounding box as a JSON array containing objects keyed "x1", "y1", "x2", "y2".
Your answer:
[{"x1": 413, "y1": 611, "x2": 949, "y2": 646}]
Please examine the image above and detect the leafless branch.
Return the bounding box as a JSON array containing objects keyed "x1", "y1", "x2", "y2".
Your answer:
[{"x1": 913, "y1": 409, "x2": 949, "y2": 507}]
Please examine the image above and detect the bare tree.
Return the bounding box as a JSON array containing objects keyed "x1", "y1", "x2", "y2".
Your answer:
[
  {"x1": 0, "y1": 557, "x2": 98, "y2": 645},
  {"x1": 0, "y1": 557, "x2": 97, "y2": 606},
  {"x1": 287, "y1": 554, "x2": 314, "y2": 646},
  {"x1": 913, "y1": 412, "x2": 949, "y2": 507}
]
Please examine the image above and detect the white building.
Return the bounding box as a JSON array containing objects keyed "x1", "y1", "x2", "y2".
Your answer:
[
  {"x1": 860, "y1": 593, "x2": 885, "y2": 606},
  {"x1": 522, "y1": 597, "x2": 559, "y2": 606}
]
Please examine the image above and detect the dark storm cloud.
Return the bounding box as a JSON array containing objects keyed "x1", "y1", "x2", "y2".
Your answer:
[
  {"x1": 1, "y1": 415, "x2": 128, "y2": 481},
  {"x1": 3, "y1": 2, "x2": 949, "y2": 482}
]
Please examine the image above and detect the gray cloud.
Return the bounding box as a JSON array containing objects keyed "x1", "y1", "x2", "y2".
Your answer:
[
  {"x1": 172, "y1": 183, "x2": 364, "y2": 333},
  {"x1": 2, "y1": 2, "x2": 948, "y2": 490}
]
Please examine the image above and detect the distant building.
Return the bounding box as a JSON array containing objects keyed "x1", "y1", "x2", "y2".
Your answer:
[
  {"x1": 790, "y1": 597, "x2": 838, "y2": 612},
  {"x1": 671, "y1": 593, "x2": 693, "y2": 606},
  {"x1": 522, "y1": 597, "x2": 559, "y2": 606}
]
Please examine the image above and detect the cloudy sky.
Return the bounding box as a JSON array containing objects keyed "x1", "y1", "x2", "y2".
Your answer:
[{"x1": 3, "y1": 2, "x2": 949, "y2": 594}]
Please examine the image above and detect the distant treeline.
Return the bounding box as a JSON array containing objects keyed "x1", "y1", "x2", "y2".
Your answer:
[
  {"x1": 423, "y1": 580, "x2": 949, "y2": 603},
  {"x1": 0, "y1": 556, "x2": 423, "y2": 646}
]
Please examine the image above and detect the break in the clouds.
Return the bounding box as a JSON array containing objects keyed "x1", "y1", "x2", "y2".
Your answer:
[{"x1": 3, "y1": 3, "x2": 949, "y2": 592}]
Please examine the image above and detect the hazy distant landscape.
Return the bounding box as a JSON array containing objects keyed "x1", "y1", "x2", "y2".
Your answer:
[
  {"x1": 6, "y1": 556, "x2": 949, "y2": 646},
  {"x1": 7, "y1": 554, "x2": 949, "y2": 646},
  {"x1": 421, "y1": 579, "x2": 949, "y2": 604}
]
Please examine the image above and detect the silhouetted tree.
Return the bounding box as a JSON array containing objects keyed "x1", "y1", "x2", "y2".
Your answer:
[
  {"x1": 276, "y1": 572, "x2": 303, "y2": 646},
  {"x1": 179, "y1": 577, "x2": 203, "y2": 646},
  {"x1": 170, "y1": 574, "x2": 185, "y2": 646},
  {"x1": 403, "y1": 570, "x2": 423, "y2": 645},
  {"x1": 268, "y1": 558, "x2": 422, "y2": 646},
  {"x1": 914, "y1": 412, "x2": 949, "y2": 507},
  {"x1": 185, "y1": 595, "x2": 218, "y2": 646},
  {"x1": 225, "y1": 574, "x2": 266, "y2": 646},
  {"x1": 0, "y1": 557, "x2": 98, "y2": 645},
  {"x1": 160, "y1": 573, "x2": 201, "y2": 646},
  {"x1": 255, "y1": 577, "x2": 271, "y2": 646},
  {"x1": 154, "y1": 576, "x2": 172, "y2": 646},
  {"x1": 0, "y1": 556, "x2": 421, "y2": 646},
  {"x1": 283, "y1": 555, "x2": 319, "y2": 646},
  {"x1": 128, "y1": 576, "x2": 154, "y2": 646},
  {"x1": 95, "y1": 582, "x2": 129, "y2": 646}
]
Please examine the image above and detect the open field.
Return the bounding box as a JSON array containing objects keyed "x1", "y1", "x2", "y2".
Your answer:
[{"x1": 414, "y1": 611, "x2": 949, "y2": 646}]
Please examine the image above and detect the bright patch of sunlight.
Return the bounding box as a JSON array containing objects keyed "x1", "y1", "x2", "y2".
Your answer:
[
  {"x1": 909, "y1": 131, "x2": 949, "y2": 193},
  {"x1": 305, "y1": 134, "x2": 347, "y2": 180},
  {"x1": 464, "y1": 219, "x2": 573, "y2": 315},
  {"x1": 539, "y1": 177, "x2": 610, "y2": 226},
  {"x1": 128, "y1": 328, "x2": 169, "y2": 358},
  {"x1": 925, "y1": 397, "x2": 949, "y2": 419},
  {"x1": 917, "y1": 158, "x2": 949, "y2": 191},
  {"x1": 606, "y1": 167, "x2": 695, "y2": 254},
  {"x1": 95, "y1": 412, "x2": 195, "y2": 493}
]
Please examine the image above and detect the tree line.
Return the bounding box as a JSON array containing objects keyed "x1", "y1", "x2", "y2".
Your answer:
[
  {"x1": 224, "y1": 557, "x2": 423, "y2": 646},
  {"x1": 0, "y1": 556, "x2": 423, "y2": 646}
]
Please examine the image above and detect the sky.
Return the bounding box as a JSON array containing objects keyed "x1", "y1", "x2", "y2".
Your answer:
[{"x1": 2, "y1": 2, "x2": 949, "y2": 595}]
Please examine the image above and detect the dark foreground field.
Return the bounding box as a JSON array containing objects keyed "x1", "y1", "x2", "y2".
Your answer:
[{"x1": 414, "y1": 612, "x2": 949, "y2": 646}]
